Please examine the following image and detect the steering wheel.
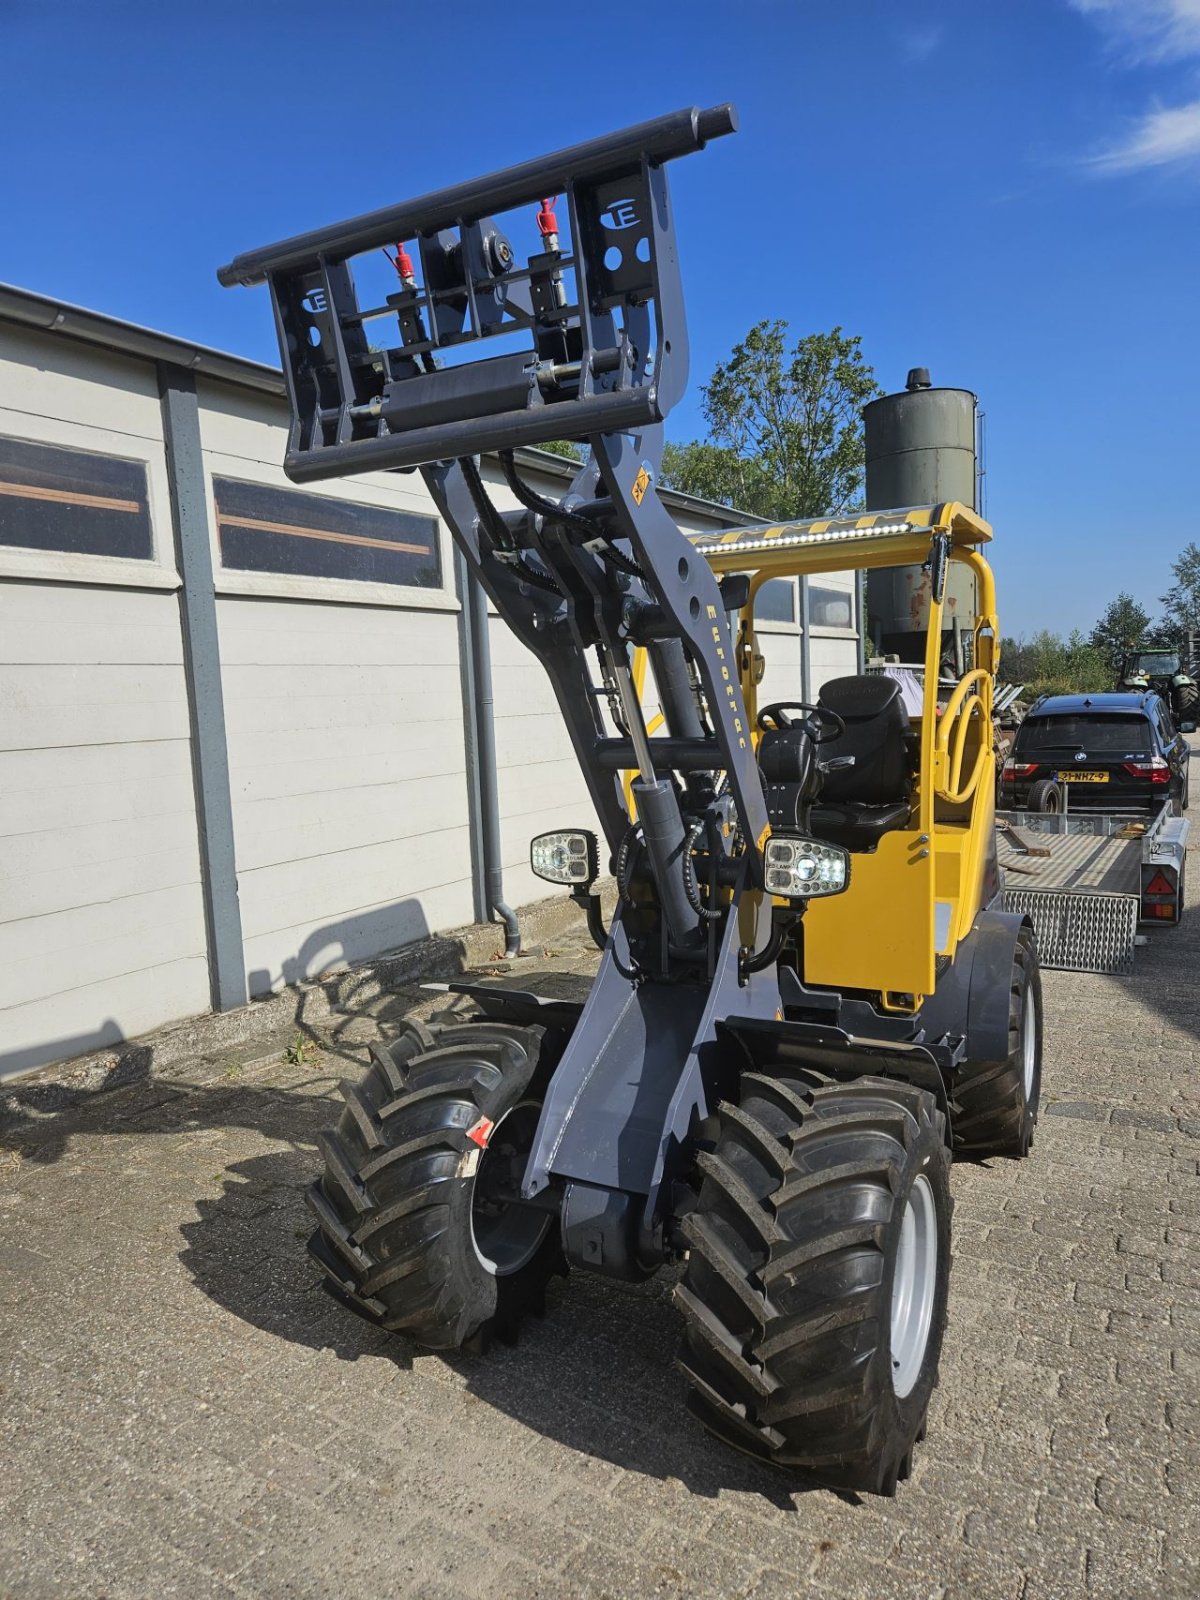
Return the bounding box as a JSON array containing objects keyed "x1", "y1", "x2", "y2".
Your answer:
[{"x1": 757, "y1": 701, "x2": 846, "y2": 744}]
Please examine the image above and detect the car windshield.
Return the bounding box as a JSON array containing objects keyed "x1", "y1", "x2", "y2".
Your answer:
[
  {"x1": 1017, "y1": 713, "x2": 1153, "y2": 756},
  {"x1": 1132, "y1": 653, "x2": 1179, "y2": 675}
]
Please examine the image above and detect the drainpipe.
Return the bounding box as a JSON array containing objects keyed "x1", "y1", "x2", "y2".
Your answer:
[{"x1": 454, "y1": 549, "x2": 521, "y2": 957}]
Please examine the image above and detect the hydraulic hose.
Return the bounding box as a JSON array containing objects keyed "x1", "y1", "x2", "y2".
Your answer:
[
  {"x1": 498, "y1": 450, "x2": 646, "y2": 580},
  {"x1": 460, "y1": 456, "x2": 562, "y2": 595},
  {"x1": 682, "y1": 819, "x2": 724, "y2": 922}
]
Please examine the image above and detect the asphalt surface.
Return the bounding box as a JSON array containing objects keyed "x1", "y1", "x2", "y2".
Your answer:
[{"x1": 3, "y1": 810, "x2": 1199, "y2": 1598}]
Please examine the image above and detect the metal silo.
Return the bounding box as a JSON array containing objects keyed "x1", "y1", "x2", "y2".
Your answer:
[{"x1": 863, "y1": 369, "x2": 978, "y2": 661}]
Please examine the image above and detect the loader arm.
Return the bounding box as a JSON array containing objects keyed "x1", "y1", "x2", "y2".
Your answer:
[{"x1": 219, "y1": 107, "x2": 783, "y2": 1272}]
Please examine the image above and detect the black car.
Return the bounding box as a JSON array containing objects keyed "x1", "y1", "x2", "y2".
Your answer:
[{"x1": 999, "y1": 692, "x2": 1190, "y2": 814}]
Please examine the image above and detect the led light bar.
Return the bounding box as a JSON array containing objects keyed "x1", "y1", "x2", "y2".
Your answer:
[
  {"x1": 693, "y1": 522, "x2": 916, "y2": 559},
  {"x1": 764, "y1": 836, "x2": 850, "y2": 899},
  {"x1": 531, "y1": 829, "x2": 600, "y2": 888}
]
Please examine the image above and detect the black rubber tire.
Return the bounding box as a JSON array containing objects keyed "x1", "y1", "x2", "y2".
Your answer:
[
  {"x1": 306, "y1": 1016, "x2": 566, "y2": 1350},
  {"x1": 1026, "y1": 778, "x2": 1062, "y2": 814},
  {"x1": 675, "y1": 1071, "x2": 951, "y2": 1496},
  {"x1": 1174, "y1": 682, "x2": 1198, "y2": 721},
  {"x1": 951, "y1": 926, "x2": 1042, "y2": 1157}
]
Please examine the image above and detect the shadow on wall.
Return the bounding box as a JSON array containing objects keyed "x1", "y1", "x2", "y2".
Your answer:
[
  {"x1": 0, "y1": 1021, "x2": 132, "y2": 1084},
  {"x1": 247, "y1": 897, "x2": 439, "y2": 999},
  {"x1": 0, "y1": 898, "x2": 456, "y2": 1088}
]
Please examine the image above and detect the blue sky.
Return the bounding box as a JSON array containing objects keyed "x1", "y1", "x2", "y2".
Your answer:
[{"x1": 3, "y1": 0, "x2": 1199, "y2": 639}]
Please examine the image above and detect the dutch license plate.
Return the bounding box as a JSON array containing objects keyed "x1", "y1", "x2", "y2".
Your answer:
[{"x1": 1056, "y1": 770, "x2": 1109, "y2": 783}]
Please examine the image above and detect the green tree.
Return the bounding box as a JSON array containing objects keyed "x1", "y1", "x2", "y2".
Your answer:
[
  {"x1": 1001, "y1": 629, "x2": 1109, "y2": 700},
  {"x1": 1159, "y1": 541, "x2": 1200, "y2": 639},
  {"x1": 535, "y1": 439, "x2": 585, "y2": 462},
  {"x1": 659, "y1": 322, "x2": 882, "y2": 519},
  {"x1": 1089, "y1": 591, "x2": 1151, "y2": 675}
]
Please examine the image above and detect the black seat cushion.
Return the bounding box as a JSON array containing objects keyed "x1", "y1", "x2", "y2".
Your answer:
[{"x1": 809, "y1": 799, "x2": 912, "y2": 851}]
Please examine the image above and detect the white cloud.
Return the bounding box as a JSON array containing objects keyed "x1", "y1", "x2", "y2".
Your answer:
[
  {"x1": 899, "y1": 24, "x2": 943, "y2": 63},
  {"x1": 1088, "y1": 97, "x2": 1200, "y2": 170},
  {"x1": 1071, "y1": 0, "x2": 1200, "y2": 173},
  {"x1": 1069, "y1": 0, "x2": 1200, "y2": 64}
]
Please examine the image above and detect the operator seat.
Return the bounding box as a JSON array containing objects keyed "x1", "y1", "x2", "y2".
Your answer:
[{"x1": 807, "y1": 675, "x2": 913, "y2": 852}]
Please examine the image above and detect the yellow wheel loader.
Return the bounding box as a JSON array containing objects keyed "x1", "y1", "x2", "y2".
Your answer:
[{"x1": 219, "y1": 105, "x2": 1041, "y2": 1495}]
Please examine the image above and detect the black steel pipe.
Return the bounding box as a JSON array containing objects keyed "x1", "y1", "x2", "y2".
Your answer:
[
  {"x1": 217, "y1": 105, "x2": 737, "y2": 287},
  {"x1": 466, "y1": 562, "x2": 521, "y2": 957},
  {"x1": 594, "y1": 737, "x2": 725, "y2": 772},
  {"x1": 283, "y1": 387, "x2": 659, "y2": 484}
]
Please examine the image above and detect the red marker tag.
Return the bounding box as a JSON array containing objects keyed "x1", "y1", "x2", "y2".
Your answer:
[{"x1": 466, "y1": 1116, "x2": 495, "y2": 1150}]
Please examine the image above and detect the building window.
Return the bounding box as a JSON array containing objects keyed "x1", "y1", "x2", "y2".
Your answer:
[
  {"x1": 810, "y1": 584, "x2": 854, "y2": 629},
  {"x1": 0, "y1": 435, "x2": 153, "y2": 560},
  {"x1": 213, "y1": 477, "x2": 441, "y2": 589},
  {"x1": 754, "y1": 577, "x2": 797, "y2": 624}
]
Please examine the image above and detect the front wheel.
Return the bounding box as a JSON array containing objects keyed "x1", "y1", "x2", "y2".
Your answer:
[
  {"x1": 676, "y1": 1071, "x2": 951, "y2": 1496},
  {"x1": 306, "y1": 1016, "x2": 566, "y2": 1350},
  {"x1": 952, "y1": 926, "x2": 1042, "y2": 1156}
]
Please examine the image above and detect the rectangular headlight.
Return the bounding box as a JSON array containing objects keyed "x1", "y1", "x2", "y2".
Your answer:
[
  {"x1": 530, "y1": 829, "x2": 599, "y2": 887},
  {"x1": 764, "y1": 836, "x2": 850, "y2": 899}
]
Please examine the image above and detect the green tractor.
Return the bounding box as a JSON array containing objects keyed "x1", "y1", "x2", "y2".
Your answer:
[{"x1": 1117, "y1": 647, "x2": 1198, "y2": 726}]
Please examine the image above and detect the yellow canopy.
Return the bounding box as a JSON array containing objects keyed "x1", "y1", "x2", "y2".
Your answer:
[{"x1": 688, "y1": 502, "x2": 991, "y2": 578}]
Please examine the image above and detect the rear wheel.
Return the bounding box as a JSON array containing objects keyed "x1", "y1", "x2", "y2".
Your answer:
[
  {"x1": 952, "y1": 926, "x2": 1042, "y2": 1157},
  {"x1": 306, "y1": 1016, "x2": 566, "y2": 1350},
  {"x1": 1175, "y1": 682, "x2": 1198, "y2": 722},
  {"x1": 676, "y1": 1071, "x2": 951, "y2": 1496}
]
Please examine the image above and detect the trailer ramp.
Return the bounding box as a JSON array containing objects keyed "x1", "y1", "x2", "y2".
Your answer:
[
  {"x1": 1002, "y1": 886, "x2": 1137, "y2": 976},
  {"x1": 998, "y1": 811, "x2": 1145, "y2": 975}
]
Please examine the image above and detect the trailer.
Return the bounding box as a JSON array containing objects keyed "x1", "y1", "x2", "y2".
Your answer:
[{"x1": 998, "y1": 802, "x2": 1189, "y2": 975}]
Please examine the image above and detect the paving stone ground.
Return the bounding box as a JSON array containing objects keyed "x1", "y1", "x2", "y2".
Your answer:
[{"x1": 3, "y1": 802, "x2": 1199, "y2": 1599}]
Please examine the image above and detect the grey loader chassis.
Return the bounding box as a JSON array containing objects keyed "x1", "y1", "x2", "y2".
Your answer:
[{"x1": 219, "y1": 107, "x2": 1039, "y2": 1494}]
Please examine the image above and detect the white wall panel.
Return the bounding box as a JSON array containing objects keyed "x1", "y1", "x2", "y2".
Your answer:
[
  {"x1": 757, "y1": 630, "x2": 805, "y2": 706},
  {"x1": 0, "y1": 579, "x2": 209, "y2": 1077},
  {"x1": 811, "y1": 636, "x2": 860, "y2": 695},
  {"x1": 215, "y1": 591, "x2": 476, "y2": 993}
]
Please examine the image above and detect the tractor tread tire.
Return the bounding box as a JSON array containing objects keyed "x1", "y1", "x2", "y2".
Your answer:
[
  {"x1": 951, "y1": 927, "x2": 1042, "y2": 1157},
  {"x1": 676, "y1": 1069, "x2": 950, "y2": 1496},
  {"x1": 306, "y1": 1016, "x2": 564, "y2": 1351}
]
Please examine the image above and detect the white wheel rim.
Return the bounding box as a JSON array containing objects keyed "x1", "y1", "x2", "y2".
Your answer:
[
  {"x1": 890, "y1": 1173, "x2": 938, "y2": 1399},
  {"x1": 1022, "y1": 985, "x2": 1038, "y2": 1101}
]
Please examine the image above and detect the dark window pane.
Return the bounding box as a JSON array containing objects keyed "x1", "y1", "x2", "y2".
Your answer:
[
  {"x1": 0, "y1": 435, "x2": 152, "y2": 559},
  {"x1": 754, "y1": 578, "x2": 795, "y2": 623},
  {"x1": 1017, "y1": 715, "x2": 1152, "y2": 755},
  {"x1": 1133, "y1": 652, "x2": 1179, "y2": 675},
  {"x1": 810, "y1": 584, "x2": 853, "y2": 628},
  {"x1": 214, "y1": 477, "x2": 441, "y2": 589}
]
